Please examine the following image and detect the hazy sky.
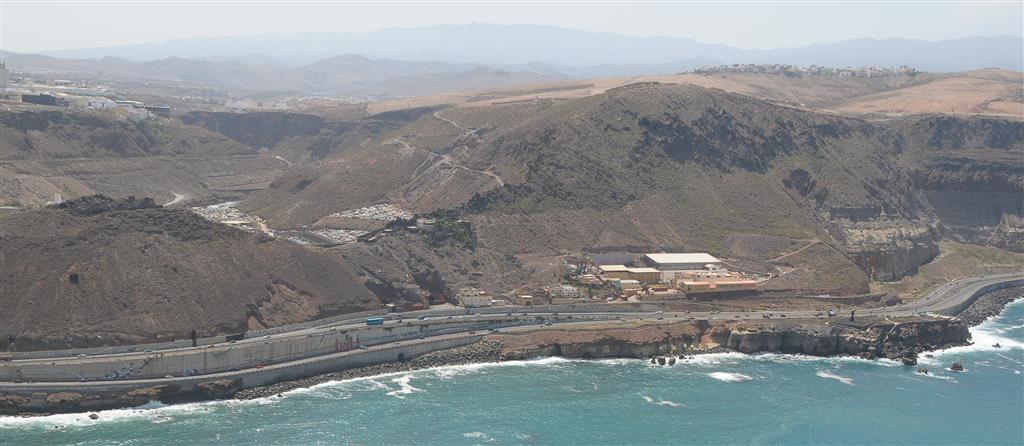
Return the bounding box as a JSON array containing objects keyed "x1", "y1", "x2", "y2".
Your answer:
[{"x1": 2, "y1": 1, "x2": 1022, "y2": 53}]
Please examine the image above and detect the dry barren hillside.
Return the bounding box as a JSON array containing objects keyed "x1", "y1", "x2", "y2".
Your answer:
[
  {"x1": 0, "y1": 105, "x2": 287, "y2": 207},
  {"x1": 3, "y1": 73, "x2": 1020, "y2": 346},
  {"x1": 0, "y1": 104, "x2": 441, "y2": 209},
  {"x1": 243, "y1": 82, "x2": 1023, "y2": 296},
  {"x1": 0, "y1": 196, "x2": 383, "y2": 350},
  {"x1": 831, "y1": 69, "x2": 1024, "y2": 116},
  {"x1": 368, "y1": 69, "x2": 1024, "y2": 119}
]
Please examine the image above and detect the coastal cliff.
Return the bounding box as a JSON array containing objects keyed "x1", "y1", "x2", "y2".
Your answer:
[
  {"x1": 0, "y1": 315, "x2": 981, "y2": 415},
  {"x1": 495, "y1": 318, "x2": 970, "y2": 363}
]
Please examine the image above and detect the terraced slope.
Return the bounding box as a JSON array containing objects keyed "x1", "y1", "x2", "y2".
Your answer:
[{"x1": 0, "y1": 107, "x2": 286, "y2": 207}]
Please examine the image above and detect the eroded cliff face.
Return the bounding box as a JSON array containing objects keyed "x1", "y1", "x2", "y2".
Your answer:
[
  {"x1": 842, "y1": 222, "x2": 941, "y2": 281},
  {"x1": 721, "y1": 320, "x2": 968, "y2": 359},
  {"x1": 907, "y1": 116, "x2": 1024, "y2": 253},
  {"x1": 494, "y1": 319, "x2": 970, "y2": 361},
  {"x1": 497, "y1": 323, "x2": 705, "y2": 360}
]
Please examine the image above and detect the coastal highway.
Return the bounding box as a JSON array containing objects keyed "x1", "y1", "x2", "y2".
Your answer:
[{"x1": 2, "y1": 273, "x2": 1021, "y2": 384}]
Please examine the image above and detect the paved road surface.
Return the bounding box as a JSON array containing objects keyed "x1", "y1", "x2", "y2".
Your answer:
[{"x1": 3, "y1": 273, "x2": 1020, "y2": 382}]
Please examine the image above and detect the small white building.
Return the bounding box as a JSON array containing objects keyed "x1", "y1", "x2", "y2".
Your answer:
[
  {"x1": 457, "y1": 287, "x2": 491, "y2": 307},
  {"x1": 74, "y1": 96, "x2": 117, "y2": 109},
  {"x1": 549, "y1": 285, "x2": 580, "y2": 299}
]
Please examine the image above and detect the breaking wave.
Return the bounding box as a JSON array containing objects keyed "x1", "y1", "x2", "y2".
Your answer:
[
  {"x1": 928, "y1": 298, "x2": 1024, "y2": 357},
  {"x1": 0, "y1": 397, "x2": 277, "y2": 430},
  {"x1": 815, "y1": 370, "x2": 855, "y2": 385},
  {"x1": 642, "y1": 396, "x2": 685, "y2": 407},
  {"x1": 385, "y1": 375, "x2": 423, "y2": 398},
  {"x1": 707, "y1": 372, "x2": 753, "y2": 382}
]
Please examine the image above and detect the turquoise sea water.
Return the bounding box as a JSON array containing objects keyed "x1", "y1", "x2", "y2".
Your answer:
[{"x1": 3, "y1": 299, "x2": 1023, "y2": 446}]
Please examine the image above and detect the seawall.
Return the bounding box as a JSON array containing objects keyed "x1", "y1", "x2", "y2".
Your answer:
[
  {"x1": 0, "y1": 335, "x2": 479, "y2": 415},
  {"x1": 3, "y1": 277, "x2": 1019, "y2": 415}
]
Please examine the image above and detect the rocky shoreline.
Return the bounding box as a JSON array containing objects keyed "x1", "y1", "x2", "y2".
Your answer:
[
  {"x1": 5, "y1": 285, "x2": 1019, "y2": 415},
  {"x1": 954, "y1": 286, "x2": 1024, "y2": 326},
  {"x1": 235, "y1": 340, "x2": 504, "y2": 400},
  {"x1": 236, "y1": 286, "x2": 1024, "y2": 401}
]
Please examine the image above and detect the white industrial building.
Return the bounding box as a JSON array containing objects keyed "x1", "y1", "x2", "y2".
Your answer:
[{"x1": 644, "y1": 253, "x2": 722, "y2": 279}]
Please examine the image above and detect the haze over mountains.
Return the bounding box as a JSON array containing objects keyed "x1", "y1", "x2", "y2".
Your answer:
[
  {"x1": 3, "y1": 52, "x2": 567, "y2": 96},
  {"x1": 2, "y1": 17, "x2": 1023, "y2": 347},
  {"x1": 12, "y1": 24, "x2": 1024, "y2": 73}
]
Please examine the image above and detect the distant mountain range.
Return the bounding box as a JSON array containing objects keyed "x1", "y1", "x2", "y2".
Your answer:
[
  {"x1": 14, "y1": 24, "x2": 1023, "y2": 72},
  {"x1": 1, "y1": 52, "x2": 569, "y2": 97}
]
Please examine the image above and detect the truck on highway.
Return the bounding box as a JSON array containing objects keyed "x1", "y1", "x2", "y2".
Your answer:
[{"x1": 366, "y1": 317, "x2": 385, "y2": 326}]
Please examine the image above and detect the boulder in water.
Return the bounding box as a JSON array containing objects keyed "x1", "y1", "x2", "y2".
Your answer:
[
  {"x1": 951, "y1": 362, "x2": 964, "y2": 371},
  {"x1": 901, "y1": 356, "x2": 917, "y2": 366},
  {"x1": 88, "y1": 413, "x2": 99, "y2": 420}
]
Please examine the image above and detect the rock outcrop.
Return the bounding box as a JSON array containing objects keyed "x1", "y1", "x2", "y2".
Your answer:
[
  {"x1": 843, "y1": 223, "x2": 941, "y2": 281},
  {"x1": 494, "y1": 319, "x2": 971, "y2": 361},
  {"x1": 197, "y1": 379, "x2": 242, "y2": 398}
]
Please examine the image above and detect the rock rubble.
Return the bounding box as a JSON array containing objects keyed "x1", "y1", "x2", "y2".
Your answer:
[{"x1": 235, "y1": 339, "x2": 503, "y2": 400}]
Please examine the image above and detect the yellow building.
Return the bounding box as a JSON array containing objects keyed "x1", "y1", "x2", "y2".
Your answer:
[
  {"x1": 598, "y1": 265, "x2": 662, "y2": 283},
  {"x1": 678, "y1": 278, "x2": 757, "y2": 295}
]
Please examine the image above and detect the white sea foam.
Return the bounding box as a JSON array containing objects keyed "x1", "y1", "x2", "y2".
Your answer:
[
  {"x1": 707, "y1": 372, "x2": 753, "y2": 382},
  {"x1": 642, "y1": 396, "x2": 685, "y2": 407},
  {"x1": 0, "y1": 396, "x2": 276, "y2": 430},
  {"x1": 925, "y1": 329, "x2": 1023, "y2": 358},
  {"x1": 463, "y1": 431, "x2": 496, "y2": 442},
  {"x1": 365, "y1": 379, "x2": 394, "y2": 392},
  {"x1": 384, "y1": 375, "x2": 423, "y2": 399},
  {"x1": 927, "y1": 298, "x2": 1024, "y2": 358},
  {"x1": 750, "y1": 352, "x2": 900, "y2": 367},
  {"x1": 916, "y1": 371, "x2": 957, "y2": 382},
  {"x1": 681, "y1": 352, "x2": 747, "y2": 366},
  {"x1": 594, "y1": 358, "x2": 641, "y2": 366},
  {"x1": 291, "y1": 357, "x2": 581, "y2": 397},
  {"x1": 815, "y1": 370, "x2": 854, "y2": 385}
]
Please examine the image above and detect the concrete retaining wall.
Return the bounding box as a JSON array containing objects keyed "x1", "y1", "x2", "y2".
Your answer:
[
  {"x1": 1, "y1": 335, "x2": 480, "y2": 411},
  {"x1": 936, "y1": 278, "x2": 1024, "y2": 316},
  {"x1": 2, "y1": 317, "x2": 548, "y2": 382}
]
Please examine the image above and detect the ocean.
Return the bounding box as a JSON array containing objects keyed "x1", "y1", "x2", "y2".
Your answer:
[{"x1": 3, "y1": 299, "x2": 1022, "y2": 446}]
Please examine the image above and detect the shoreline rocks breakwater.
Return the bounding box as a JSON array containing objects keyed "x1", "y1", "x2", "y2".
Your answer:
[
  {"x1": 955, "y1": 286, "x2": 1024, "y2": 326},
  {"x1": 6, "y1": 287, "x2": 1019, "y2": 415},
  {"x1": 235, "y1": 340, "x2": 503, "y2": 399}
]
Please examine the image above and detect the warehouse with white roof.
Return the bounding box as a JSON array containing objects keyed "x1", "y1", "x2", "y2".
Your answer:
[{"x1": 643, "y1": 253, "x2": 721, "y2": 271}]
